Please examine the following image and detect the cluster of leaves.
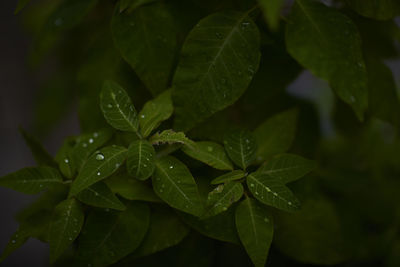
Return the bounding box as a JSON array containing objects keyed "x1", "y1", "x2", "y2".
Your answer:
[
  {"x1": 0, "y1": 82, "x2": 315, "y2": 266},
  {"x1": 3, "y1": 0, "x2": 400, "y2": 266}
]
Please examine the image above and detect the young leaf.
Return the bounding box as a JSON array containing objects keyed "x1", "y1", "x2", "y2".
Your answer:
[
  {"x1": 210, "y1": 170, "x2": 246, "y2": 185},
  {"x1": 182, "y1": 141, "x2": 234, "y2": 171},
  {"x1": 49, "y1": 198, "x2": 84, "y2": 263},
  {"x1": 152, "y1": 156, "x2": 203, "y2": 216},
  {"x1": 70, "y1": 145, "x2": 127, "y2": 196},
  {"x1": 55, "y1": 138, "x2": 76, "y2": 179},
  {"x1": 254, "y1": 109, "x2": 298, "y2": 161},
  {"x1": 100, "y1": 80, "x2": 139, "y2": 132},
  {"x1": 235, "y1": 198, "x2": 274, "y2": 267},
  {"x1": 139, "y1": 90, "x2": 173, "y2": 137},
  {"x1": 112, "y1": 2, "x2": 179, "y2": 95},
  {"x1": 126, "y1": 140, "x2": 155, "y2": 180},
  {"x1": 257, "y1": 0, "x2": 285, "y2": 30},
  {"x1": 0, "y1": 167, "x2": 63, "y2": 194},
  {"x1": 19, "y1": 128, "x2": 56, "y2": 167},
  {"x1": 203, "y1": 182, "x2": 244, "y2": 218},
  {"x1": 179, "y1": 208, "x2": 240, "y2": 245},
  {"x1": 149, "y1": 129, "x2": 195, "y2": 148},
  {"x1": 223, "y1": 130, "x2": 257, "y2": 170},
  {"x1": 347, "y1": 0, "x2": 400, "y2": 20},
  {"x1": 76, "y1": 181, "x2": 126, "y2": 211},
  {"x1": 78, "y1": 203, "x2": 150, "y2": 267},
  {"x1": 106, "y1": 174, "x2": 161, "y2": 202},
  {"x1": 172, "y1": 11, "x2": 261, "y2": 130},
  {"x1": 132, "y1": 206, "x2": 190, "y2": 257},
  {"x1": 247, "y1": 172, "x2": 300, "y2": 212},
  {"x1": 256, "y1": 154, "x2": 316, "y2": 184},
  {"x1": 286, "y1": 0, "x2": 368, "y2": 120},
  {"x1": 71, "y1": 129, "x2": 113, "y2": 171}
]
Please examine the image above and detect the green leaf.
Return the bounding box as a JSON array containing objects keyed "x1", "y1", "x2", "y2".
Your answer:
[
  {"x1": 256, "y1": 154, "x2": 316, "y2": 184},
  {"x1": 223, "y1": 130, "x2": 257, "y2": 170},
  {"x1": 112, "y1": 2, "x2": 179, "y2": 95},
  {"x1": 71, "y1": 129, "x2": 113, "y2": 171},
  {"x1": 182, "y1": 141, "x2": 234, "y2": 171},
  {"x1": 16, "y1": 185, "x2": 68, "y2": 222},
  {"x1": 366, "y1": 56, "x2": 400, "y2": 124},
  {"x1": 179, "y1": 207, "x2": 240, "y2": 244},
  {"x1": 19, "y1": 128, "x2": 56, "y2": 167},
  {"x1": 347, "y1": 0, "x2": 400, "y2": 20},
  {"x1": 139, "y1": 90, "x2": 173, "y2": 137},
  {"x1": 14, "y1": 0, "x2": 30, "y2": 14},
  {"x1": 76, "y1": 181, "x2": 126, "y2": 211},
  {"x1": 126, "y1": 140, "x2": 155, "y2": 180},
  {"x1": 0, "y1": 167, "x2": 63, "y2": 194},
  {"x1": 133, "y1": 206, "x2": 190, "y2": 257},
  {"x1": 172, "y1": 10, "x2": 261, "y2": 130},
  {"x1": 106, "y1": 174, "x2": 161, "y2": 202},
  {"x1": 247, "y1": 172, "x2": 300, "y2": 212},
  {"x1": 254, "y1": 109, "x2": 298, "y2": 161},
  {"x1": 152, "y1": 156, "x2": 203, "y2": 216},
  {"x1": 55, "y1": 138, "x2": 76, "y2": 179},
  {"x1": 257, "y1": 0, "x2": 285, "y2": 30},
  {"x1": 78, "y1": 203, "x2": 150, "y2": 267},
  {"x1": 100, "y1": 80, "x2": 139, "y2": 132},
  {"x1": 210, "y1": 170, "x2": 246, "y2": 185},
  {"x1": 49, "y1": 198, "x2": 84, "y2": 263},
  {"x1": 235, "y1": 198, "x2": 274, "y2": 267},
  {"x1": 70, "y1": 145, "x2": 127, "y2": 196},
  {"x1": 119, "y1": 0, "x2": 158, "y2": 13},
  {"x1": 203, "y1": 182, "x2": 243, "y2": 218},
  {"x1": 0, "y1": 211, "x2": 52, "y2": 262},
  {"x1": 274, "y1": 195, "x2": 348, "y2": 265},
  {"x1": 286, "y1": 0, "x2": 368, "y2": 120},
  {"x1": 149, "y1": 130, "x2": 195, "y2": 148},
  {"x1": 44, "y1": 0, "x2": 98, "y2": 32}
]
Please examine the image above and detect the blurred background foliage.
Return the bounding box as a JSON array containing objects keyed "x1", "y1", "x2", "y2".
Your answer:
[{"x1": 9, "y1": 0, "x2": 400, "y2": 266}]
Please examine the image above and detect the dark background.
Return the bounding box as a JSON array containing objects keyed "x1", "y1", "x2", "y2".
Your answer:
[{"x1": 0, "y1": 1, "x2": 79, "y2": 266}]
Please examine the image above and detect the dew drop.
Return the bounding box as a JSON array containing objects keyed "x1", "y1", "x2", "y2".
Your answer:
[
  {"x1": 245, "y1": 139, "x2": 250, "y2": 143},
  {"x1": 107, "y1": 104, "x2": 113, "y2": 108},
  {"x1": 11, "y1": 240, "x2": 16, "y2": 244},
  {"x1": 116, "y1": 104, "x2": 120, "y2": 108},
  {"x1": 255, "y1": 191, "x2": 259, "y2": 195},
  {"x1": 169, "y1": 165, "x2": 173, "y2": 169},
  {"x1": 68, "y1": 237, "x2": 73, "y2": 241},
  {"x1": 95, "y1": 192, "x2": 99, "y2": 196},
  {"x1": 273, "y1": 192, "x2": 278, "y2": 196},
  {"x1": 97, "y1": 172, "x2": 101, "y2": 176},
  {"x1": 288, "y1": 201, "x2": 292, "y2": 205},
  {"x1": 82, "y1": 143, "x2": 88, "y2": 148},
  {"x1": 96, "y1": 153, "x2": 105, "y2": 161},
  {"x1": 141, "y1": 114, "x2": 145, "y2": 119},
  {"x1": 241, "y1": 21, "x2": 250, "y2": 29},
  {"x1": 93, "y1": 132, "x2": 99, "y2": 138},
  {"x1": 89, "y1": 138, "x2": 94, "y2": 144},
  {"x1": 64, "y1": 158, "x2": 69, "y2": 164},
  {"x1": 143, "y1": 164, "x2": 147, "y2": 167},
  {"x1": 115, "y1": 163, "x2": 120, "y2": 168},
  {"x1": 250, "y1": 183, "x2": 255, "y2": 187}
]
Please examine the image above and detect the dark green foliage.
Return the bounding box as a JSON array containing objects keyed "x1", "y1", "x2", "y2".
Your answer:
[{"x1": 3, "y1": 0, "x2": 400, "y2": 266}]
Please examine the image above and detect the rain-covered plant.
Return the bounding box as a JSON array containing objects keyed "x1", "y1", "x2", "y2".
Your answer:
[{"x1": 2, "y1": 0, "x2": 400, "y2": 266}]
